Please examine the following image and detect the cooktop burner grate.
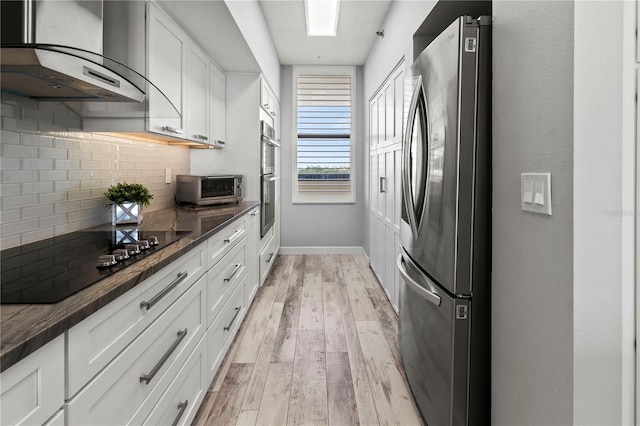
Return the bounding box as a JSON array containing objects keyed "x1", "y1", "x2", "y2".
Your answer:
[{"x1": 1, "y1": 229, "x2": 192, "y2": 304}]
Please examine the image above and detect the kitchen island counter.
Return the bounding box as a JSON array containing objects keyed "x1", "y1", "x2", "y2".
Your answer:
[{"x1": 0, "y1": 201, "x2": 259, "y2": 372}]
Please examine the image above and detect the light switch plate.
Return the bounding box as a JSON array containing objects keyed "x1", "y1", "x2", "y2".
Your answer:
[
  {"x1": 165, "y1": 168, "x2": 171, "y2": 184},
  {"x1": 521, "y1": 173, "x2": 552, "y2": 215}
]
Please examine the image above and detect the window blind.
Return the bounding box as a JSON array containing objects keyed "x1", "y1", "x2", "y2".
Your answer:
[{"x1": 296, "y1": 74, "x2": 352, "y2": 193}]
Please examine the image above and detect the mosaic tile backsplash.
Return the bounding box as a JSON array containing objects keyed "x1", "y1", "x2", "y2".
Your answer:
[{"x1": 1, "y1": 93, "x2": 190, "y2": 249}]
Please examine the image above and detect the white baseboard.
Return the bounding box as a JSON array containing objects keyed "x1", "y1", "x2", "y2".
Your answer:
[{"x1": 279, "y1": 246, "x2": 368, "y2": 256}]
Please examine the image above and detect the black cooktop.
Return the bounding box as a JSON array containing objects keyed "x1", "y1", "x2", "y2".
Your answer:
[{"x1": 1, "y1": 229, "x2": 192, "y2": 304}]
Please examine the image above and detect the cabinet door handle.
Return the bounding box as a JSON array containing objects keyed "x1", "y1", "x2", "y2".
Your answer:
[
  {"x1": 194, "y1": 134, "x2": 209, "y2": 141},
  {"x1": 171, "y1": 400, "x2": 189, "y2": 426},
  {"x1": 224, "y1": 229, "x2": 242, "y2": 244},
  {"x1": 162, "y1": 126, "x2": 183, "y2": 135},
  {"x1": 224, "y1": 263, "x2": 242, "y2": 282},
  {"x1": 140, "y1": 271, "x2": 188, "y2": 311},
  {"x1": 267, "y1": 252, "x2": 274, "y2": 263},
  {"x1": 224, "y1": 306, "x2": 242, "y2": 331},
  {"x1": 250, "y1": 209, "x2": 259, "y2": 216},
  {"x1": 140, "y1": 329, "x2": 188, "y2": 385},
  {"x1": 379, "y1": 177, "x2": 387, "y2": 193},
  {"x1": 270, "y1": 111, "x2": 276, "y2": 117}
]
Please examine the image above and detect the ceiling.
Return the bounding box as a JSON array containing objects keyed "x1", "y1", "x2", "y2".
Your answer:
[{"x1": 259, "y1": 0, "x2": 392, "y2": 65}]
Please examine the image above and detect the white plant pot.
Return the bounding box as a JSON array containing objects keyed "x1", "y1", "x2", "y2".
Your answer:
[{"x1": 112, "y1": 202, "x2": 143, "y2": 225}]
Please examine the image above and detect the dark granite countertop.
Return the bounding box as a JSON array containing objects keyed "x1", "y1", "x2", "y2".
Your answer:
[{"x1": 0, "y1": 201, "x2": 259, "y2": 372}]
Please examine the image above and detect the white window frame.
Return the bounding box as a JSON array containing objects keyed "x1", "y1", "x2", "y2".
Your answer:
[{"x1": 292, "y1": 65, "x2": 356, "y2": 204}]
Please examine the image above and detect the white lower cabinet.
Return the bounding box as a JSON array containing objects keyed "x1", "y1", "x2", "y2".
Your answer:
[
  {"x1": 66, "y1": 276, "x2": 206, "y2": 425},
  {"x1": 0, "y1": 211, "x2": 261, "y2": 426},
  {"x1": 206, "y1": 238, "x2": 247, "y2": 328},
  {"x1": 259, "y1": 231, "x2": 278, "y2": 286},
  {"x1": 142, "y1": 336, "x2": 207, "y2": 426},
  {"x1": 206, "y1": 277, "x2": 246, "y2": 384},
  {"x1": 66, "y1": 243, "x2": 206, "y2": 397},
  {"x1": 0, "y1": 335, "x2": 64, "y2": 426}
]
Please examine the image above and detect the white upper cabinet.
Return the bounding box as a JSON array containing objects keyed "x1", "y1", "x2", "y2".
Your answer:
[
  {"x1": 209, "y1": 62, "x2": 226, "y2": 143},
  {"x1": 147, "y1": 2, "x2": 187, "y2": 137},
  {"x1": 186, "y1": 42, "x2": 210, "y2": 143}
]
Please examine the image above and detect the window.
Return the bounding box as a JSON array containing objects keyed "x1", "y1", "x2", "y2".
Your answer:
[{"x1": 293, "y1": 66, "x2": 356, "y2": 203}]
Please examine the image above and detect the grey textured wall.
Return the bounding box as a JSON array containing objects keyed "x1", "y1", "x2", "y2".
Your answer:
[
  {"x1": 492, "y1": 2, "x2": 574, "y2": 424},
  {"x1": 279, "y1": 66, "x2": 366, "y2": 248}
]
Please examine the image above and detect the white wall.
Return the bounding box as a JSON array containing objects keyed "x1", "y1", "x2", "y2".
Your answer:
[
  {"x1": 279, "y1": 66, "x2": 365, "y2": 248},
  {"x1": 573, "y1": 1, "x2": 635, "y2": 424},
  {"x1": 224, "y1": 0, "x2": 281, "y2": 96},
  {"x1": 492, "y1": 2, "x2": 575, "y2": 423}
]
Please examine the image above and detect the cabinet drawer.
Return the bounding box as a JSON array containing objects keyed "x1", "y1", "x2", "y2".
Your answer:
[
  {"x1": 259, "y1": 233, "x2": 278, "y2": 286},
  {"x1": 142, "y1": 337, "x2": 206, "y2": 426},
  {"x1": 66, "y1": 276, "x2": 206, "y2": 426},
  {"x1": 208, "y1": 216, "x2": 246, "y2": 269},
  {"x1": 207, "y1": 237, "x2": 247, "y2": 327},
  {"x1": 206, "y1": 278, "x2": 246, "y2": 383},
  {"x1": 67, "y1": 243, "x2": 206, "y2": 397},
  {"x1": 0, "y1": 335, "x2": 64, "y2": 426}
]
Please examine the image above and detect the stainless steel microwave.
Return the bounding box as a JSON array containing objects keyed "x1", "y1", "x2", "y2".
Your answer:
[{"x1": 176, "y1": 175, "x2": 243, "y2": 206}]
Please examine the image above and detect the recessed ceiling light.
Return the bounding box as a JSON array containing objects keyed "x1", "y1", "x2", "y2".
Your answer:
[{"x1": 305, "y1": 0, "x2": 340, "y2": 37}]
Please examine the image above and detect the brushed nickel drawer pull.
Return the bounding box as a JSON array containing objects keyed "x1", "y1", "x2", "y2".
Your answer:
[
  {"x1": 172, "y1": 400, "x2": 189, "y2": 426},
  {"x1": 162, "y1": 125, "x2": 183, "y2": 135},
  {"x1": 140, "y1": 329, "x2": 188, "y2": 385},
  {"x1": 224, "y1": 229, "x2": 242, "y2": 244},
  {"x1": 224, "y1": 306, "x2": 241, "y2": 331},
  {"x1": 224, "y1": 263, "x2": 242, "y2": 282},
  {"x1": 194, "y1": 134, "x2": 209, "y2": 141},
  {"x1": 140, "y1": 271, "x2": 188, "y2": 310}
]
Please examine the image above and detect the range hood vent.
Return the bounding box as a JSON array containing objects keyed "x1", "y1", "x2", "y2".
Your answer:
[{"x1": 1, "y1": 0, "x2": 156, "y2": 104}]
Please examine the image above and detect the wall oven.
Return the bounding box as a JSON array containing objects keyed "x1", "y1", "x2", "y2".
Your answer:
[{"x1": 260, "y1": 121, "x2": 279, "y2": 237}]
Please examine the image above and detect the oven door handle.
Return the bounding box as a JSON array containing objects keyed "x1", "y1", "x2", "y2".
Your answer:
[{"x1": 261, "y1": 135, "x2": 280, "y2": 148}]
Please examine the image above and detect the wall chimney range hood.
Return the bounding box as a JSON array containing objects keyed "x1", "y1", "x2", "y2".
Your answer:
[{"x1": 1, "y1": 0, "x2": 148, "y2": 103}]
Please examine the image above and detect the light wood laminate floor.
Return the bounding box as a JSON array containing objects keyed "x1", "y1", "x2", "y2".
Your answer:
[{"x1": 192, "y1": 254, "x2": 421, "y2": 425}]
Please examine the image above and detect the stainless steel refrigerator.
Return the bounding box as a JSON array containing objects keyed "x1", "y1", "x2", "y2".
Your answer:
[{"x1": 398, "y1": 15, "x2": 491, "y2": 426}]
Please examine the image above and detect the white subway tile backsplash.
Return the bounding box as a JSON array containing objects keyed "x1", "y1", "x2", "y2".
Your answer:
[
  {"x1": 21, "y1": 204, "x2": 54, "y2": 219},
  {"x1": 39, "y1": 170, "x2": 68, "y2": 182},
  {"x1": 1, "y1": 194, "x2": 38, "y2": 209},
  {"x1": 1, "y1": 95, "x2": 191, "y2": 249},
  {"x1": 1, "y1": 183, "x2": 20, "y2": 196},
  {"x1": 1, "y1": 157, "x2": 20, "y2": 170},
  {"x1": 54, "y1": 201, "x2": 81, "y2": 214},
  {"x1": 21, "y1": 227, "x2": 54, "y2": 244},
  {"x1": 39, "y1": 147, "x2": 68, "y2": 159},
  {"x1": 1, "y1": 234, "x2": 21, "y2": 249},
  {"x1": 39, "y1": 192, "x2": 67, "y2": 204},
  {"x1": 2, "y1": 208, "x2": 21, "y2": 223},
  {"x1": 1, "y1": 218, "x2": 38, "y2": 236},
  {"x1": 2, "y1": 170, "x2": 38, "y2": 183},
  {"x1": 39, "y1": 213, "x2": 69, "y2": 228},
  {"x1": 22, "y1": 181, "x2": 54, "y2": 194},
  {"x1": 3, "y1": 144, "x2": 38, "y2": 158},
  {"x1": 22, "y1": 158, "x2": 54, "y2": 170},
  {"x1": 22, "y1": 133, "x2": 54, "y2": 147}
]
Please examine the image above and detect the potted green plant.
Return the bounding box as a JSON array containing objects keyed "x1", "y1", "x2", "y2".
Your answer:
[{"x1": 104, "y1": 182, "x2": 153, "y2": 225}]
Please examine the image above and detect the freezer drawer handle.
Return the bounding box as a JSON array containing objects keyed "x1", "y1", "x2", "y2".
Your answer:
[
  {"x1": 140, "y1": 328, "x2": 188, "y2": 385},
  {"x1": 140, "y1": 271, "x2": 189, "y2": 310},
  {"x1": 172, "y1": 400, "x2": 189, "y2": 426},
  {"x1": 396, "y1": 255, "x2": 441, "y2": 306}
]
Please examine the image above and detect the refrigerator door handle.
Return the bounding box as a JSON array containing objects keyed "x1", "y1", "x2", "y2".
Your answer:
[
  {"x1": 402, "y1": 74, "x2": 423, "y2": 239},
  {"x1": 397, "y1": 254, "x2": 441, "y2": 307}
]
